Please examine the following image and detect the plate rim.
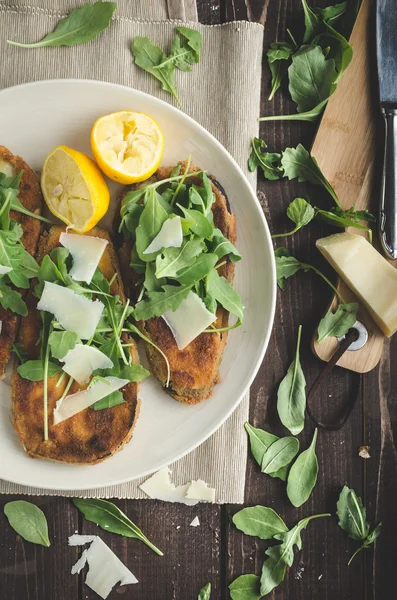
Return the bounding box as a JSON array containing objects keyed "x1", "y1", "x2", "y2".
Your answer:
[{"x1": 0, "y1": 78, "x2": 276, "y2": 489}]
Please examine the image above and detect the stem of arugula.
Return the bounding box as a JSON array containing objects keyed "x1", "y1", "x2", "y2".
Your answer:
[
  {"x1": 271, "y1": 227, "x2": 300, "y2": 238},
  {"x1": 170, "y1": 155, "x2": 192, "y2": 207},
  {"x1": 347, "y1": 542, "x2": 366, "y2": 566},
  {"x1": 58, "y1": 376, "x2": 74, "y2": 404},
  {"x1": 307, "y1": 264, "x2": 345, "y2": 304},
  {"x1": 287, "y1": 28, "x2": 298, "y2": 47}
]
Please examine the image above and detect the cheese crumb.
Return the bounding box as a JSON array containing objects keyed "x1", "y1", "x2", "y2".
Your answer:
[{"x1": 189, "y1": 516, "x2": 200, "y2": 527}]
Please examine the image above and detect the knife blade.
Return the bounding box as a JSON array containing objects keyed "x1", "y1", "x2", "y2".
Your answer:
[{"x1": 377, "y1": 0, "x2": 397, "y2": 259}]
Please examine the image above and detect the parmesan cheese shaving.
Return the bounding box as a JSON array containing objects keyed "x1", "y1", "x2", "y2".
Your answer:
[
  {"x1": 0, "y1": 265, "x2": 12, "y2": 275},
  {"x1": 186, "y1": 479, "x2": 216, "y2": 503},
  {"x1": 140, "y1": 468, "x2": 216, "y2": 504},
  {"x1": 60, "y1": 232, "x2": 108, "y2": 284},
  {"x1": 69, "y1": 535, "x2": 138, "y2": 599},
  {"x1": 37, "y1": 281, "x2": 104, "y2": 340},
  {"x1": 162, "y1": 291, "x2": 216, "y2": 349},
  {"x1": 53, "y1": 376, "x2": 129, "y2": 424},
  {"x1": 61, "y1": 344, "x2": 113, "y2": 385},
  {"x1": 190, "y1": 516, "x2": 200, "y2": 527},
  {"x1": 143, "y1": 216, "x2": 183, "y2": 255}
]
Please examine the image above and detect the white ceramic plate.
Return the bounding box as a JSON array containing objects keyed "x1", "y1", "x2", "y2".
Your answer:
[{"x1": 0, "y1": 79, "x2": 276, "y2": 489}]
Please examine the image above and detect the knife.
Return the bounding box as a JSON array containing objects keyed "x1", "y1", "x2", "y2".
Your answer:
[{"x1": 377, "y1": 0, "x2": 397, "y2": 259}]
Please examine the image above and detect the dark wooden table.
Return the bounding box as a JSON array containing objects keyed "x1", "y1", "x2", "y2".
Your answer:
[{"x1": 1, "y1": 1, "x2": 395, "y2": 599}]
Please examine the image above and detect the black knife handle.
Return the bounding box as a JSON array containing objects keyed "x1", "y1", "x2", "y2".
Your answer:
[{"x1": 380, "y1": 106, "x2": 397, "y2": 259}]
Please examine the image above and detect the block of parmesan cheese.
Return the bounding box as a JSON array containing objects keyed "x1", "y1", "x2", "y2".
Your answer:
[{"x1": 316, "y1": 232, "x2": 397, "y2": 337}]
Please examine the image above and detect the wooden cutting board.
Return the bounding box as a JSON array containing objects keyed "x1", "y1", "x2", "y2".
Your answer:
[{"x1": 311, "y1": 0, "x2": 386, "y2": 373}]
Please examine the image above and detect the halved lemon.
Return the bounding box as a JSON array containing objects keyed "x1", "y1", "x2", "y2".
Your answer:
[
  {"x1": 90, "y1": 111, "x2": 164, "y2": 184},
  {"x1": 41, "y1": 146, "x2": 110, "y2": 234}
]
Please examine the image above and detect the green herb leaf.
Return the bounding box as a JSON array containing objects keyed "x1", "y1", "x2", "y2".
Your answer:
[
  {"x1": 48, "y1": 330, "x2": 80, "y2": 360},
  {"x1": 301, "y1": 0, "x2": 321, "y2": 42},
  {"x1": 259, "y1": 98, "x2": 329, "y2": 123},
  {"x1": 315, "y1": 206, "x2": 373, "y2": 236},
  {"x1": 266, "y1": 42, "x2": 294, "y2": 100},
  {"x1": 135, "y1": 187, "x2": 169, "y2": 261},
  {"x1": 277, "y1": 325, "x2": 306, "y2": 435},
  {"x1": 261, "y1": 436, "x2": 300, "y2": 474},
  {"x1": 206, "y1": 269, "x2": 244, "y2": 321},
  {"x1": 229, "y1": 574, "x2": 261, "y2": 600},
  {"x1": 4, "y1": 500, "x2": 50, "y2": 547},
  {"x1": 8, "y1": 1, "x2": 116, "y2": 48},
  {"x1": 314, "y1": 22, "x2": 353, "y2": 83},
  {"x1": 288, "y1": 45, "x2": 337, "y2": 113},
  {"x1": 132, "y1": 36, "x2": 180, "y2": 106},
  {"x1": 155, "y1": 238, "x2": 204, "y2": 279},
  {"x1": 92, "y1": 390, "x2": 125, "y2": 411},
  {"x1": 17, "y1": 359, "x2": 62, "y2": 381},
  {"x1": 176, "y1": 253, "x2": 218, "y2": 286},
  {"x1": 248, "y1": 138, "x2": 283, "y2": 180},
  {"x1": 281, "y1": 143, "x2": 340, "y2": 206},
  {"x1": 260, "y1": 513, "x2": 330, "y2": 596},
  {"x1": 287, "y1": 429, "x2": 319, "y2": 507},
  {"x1": 0, "y1": 226, "x2": 39, "y2": 288},
  {"x1": 0, "y1": 278, "x2": 27, "y2": 316},
  {"x1": 273, "y1": 198, "x2": 315, "y2": 238},
  {"x1": 208, "y1": 228, "x2": 241, "y2": 262},
  {"x1": 197, "y1": 582, "x2": 211, "y2": 600},
  {"x1": 73, "y1": 498, "x2": 163, "y2": 555},
  {"x1": 244, "y1": 423, "x2": 288, "y2": 480},
  {"x1": 169, "y1": 27, "x2": 202, "y2": 72},
  {"x1": 317, "y1": 302, "x2": 358, "y2": 343},
  {"x1": 178, "y1": 205, "x2": 213, "y2": 238},
  {"x1": 134, "y1": 284, "x2": 192, "y2": 321},
  {"x1": 313, "y1": 1, "x2": 347, "y2": 26},
  {"x1": 232, "y1": 506, "x2": 288, "y2": 540}
]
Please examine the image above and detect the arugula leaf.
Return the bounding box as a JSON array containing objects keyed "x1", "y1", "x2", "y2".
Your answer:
[
  {"x1": 229, "y1": 575, "x2": 261, "y2": 600},
  {"x1": 288, "y1": 45, "x2": 337, "y2": 113},
  {"x1": 317, "y1": 302, "x2": 358, "y2": 343},
  {"x1": 206, "y1": 270, "x2": 244, "y2": 321},
  {"x1": 135, "y1": 187, "x2": 168, "y2": 261},
  {"x1": 8, "y1": 1, "x2": 116, "y2": 48},
  {"x1": 155, "y1": 239, "x2": 204, "y2": 279},
  {"x1": 301, "y1": 0, "x2": 321, "y2": 42},
  {"x1": 273, "y1": 198, "x2": 315, "y2": 238},
  {"x1": 168, "y1": 27, "x2": 202, "y2": 72},
  {"x1": 261, "y1": 436, "x2": 300, "y2": 474},
  {"x1": 248, "y1": 138, "x2": 283, "y2": 180},
  {"x1": 314, "y1": 22, "x2": 353, "y2": 83},
  {"x1": 134, "y1": 284, "x2": 192, "y2": 321},
  {"x1": 132, "y1": 36, "x2": 180, "y2": 106},
  {"x1": 48, "y1": 330, "x2": 80, "y2": 360},
  {"x1": 277, "y1": 325, "x2": 306, "y2": 435},
  {"x1": 197, "y1": 582, "x2": 211, "y2": 600},
  {"x1": 209, "y1": 229, "x2": 241, "y2": 262},
  {"x1": 259, "y1": 98, "x2": 329, "y2": 123},
  {"x1": 233, "y1": 506, "x2": 288, "y2": 540},
  {"x1": 281, "y1": 144, "x2": 340, "y2": 206},
  {"x1": 260, "y1": 513, "x2": 330, "y2": 596},
  {"x1": 0, "y1": 225, "x2": 39, "y2": 288},
  {"x1": 73, "y1": 498, "x2": 163, "y2": 555},
  {"x1": 287, "y1": 428, "x2": 319, "y2": 507},
  {"x1": 176, "y1": 253, "x2": 218, "y2": 286},
  {"x1": 178, "y1": 204, "x2": 213, "y2": 238},
  {"x1": 244, "y1": 423, "x2": 288, "y2": 480},
  {"x1": 92, "y1": 390, "x2": 125, "y2": 411},
  {"x1": 313, "y1": 1, "x2": 347, "y2": 26},
  {"x1": 4, "y1": 501, "x2": 50, "y2": 547},
  {"x1": 17, "y1": 359, "x2": 62, "y2": 381},
  {"x1": 316, "y1": 206, "x2": 373, "y2": 237},
  {"x1": 0, "y1": 278, "x2": 27, "y2": 316},
  {"x1": 267, "y1": 42, "x2": 294, "y2": 100},
  {"x1": 337, "y1": 486, "x2": 382, "y2": 565}
]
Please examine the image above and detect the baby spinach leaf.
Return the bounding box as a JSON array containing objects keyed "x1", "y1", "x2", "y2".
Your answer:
[
  {"x1": 155, "y1": 238, "x2": 204, "y2": 279},
  {"x1": 229, "y1": 574, "x2": 261, "y2": 600},
  {"x1": 48, "y1": 330, "x2": 80, "y2": 360},
  {"x1": 4, "y1": 500, "x2": 50, "y2": 547},
  {"x1": 261, "y1": 436, "x2": 300, "y2": 474},
  {"x1": 287, "y1": 428, "x2": 319, "y2": 507},
  {"x1": 0, "y1": 279, "x2": 27, "y2": 316},
  {"x1": 8, "y1": 1, "x2": 116, "y2": 48},
  {"x1": 135, "y1": 187, "x2": 168, "y2": 261},
  {"x1": 206, "y1": 270, "x2": 244, "y2": 321},
  {"x1": 209, "y1": 229, "x2": 241, "y2": 262},
  {"x1": 336, "y1": 486, "x2": 381, "y2": 564},
  {"x1": 233, "y1": 506, "x2": 288, "y2": 540},
  {"x1": 134, "y1": 284, "x2": 192, "y2": 321},
  {"x1": 17, "y1": 360, "x2": 62, "y2": 381},
  {"x1": 248, "y1": 138, "x2": 283, "y2": 180},
  {"x1": 244, "y1": 423, "x2": 288, "y2": 480},
  {"x1": 197, "y1": 582, "x2": 211, "y2": 600},
  {"x1": 281, "y1": 144, "x2": 340, "y2": 206},
  {"x1": 177, "y1": 253, "x2": 218, "y2": 286},
  {"x1": 273, "y1": 198, "x2": 315, "y2": 238},
  {"x1": 132, "y1": 36, "x2": 180, "y2": 106},
  {"x1": 277, "y1": 325, "x2": 306, "y2": 435},
  {"x1": 260, "y1": 512, "x2": 330, "y2": 596},
  {"x1": 288, "y1": 45, "x2": 337, "y2": 114},
  {"x1": 73, "y1": 498, "x2": 163, "y2": 555},
  {"x1": 317, "y1": 302, "x2": 358, "y2": 343},
  {"x1": 93, "y1": 390, "x2": 124, "y2": 411}
]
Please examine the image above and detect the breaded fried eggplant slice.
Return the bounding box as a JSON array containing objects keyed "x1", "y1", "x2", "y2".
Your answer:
[
  {"x1": 0, "y1": 146, "x2": 43, "y2": 379},
  {"x1": 116, "y1": 161, "x2": 237, "y2": 405},
  {"x1": 11, "y1": 226, "x2": 141, "y2": 465}
]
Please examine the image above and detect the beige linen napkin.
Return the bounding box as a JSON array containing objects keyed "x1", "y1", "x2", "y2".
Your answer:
[{"x1": 0, "y1": 0, "x2": 263, "y2": 502}]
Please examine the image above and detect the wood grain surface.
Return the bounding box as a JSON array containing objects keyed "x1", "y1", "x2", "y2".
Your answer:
[{"x1": 0, "y1": 1, "x2": 395, "y2": 599}]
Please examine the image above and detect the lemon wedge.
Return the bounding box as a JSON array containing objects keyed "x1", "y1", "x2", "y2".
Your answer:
[
  {"x1": 41, "y1": 146, "x2": 110, "y2": 234},
  {"x1": 90, "y1": 111, "x2": 164, "y2": 184}
]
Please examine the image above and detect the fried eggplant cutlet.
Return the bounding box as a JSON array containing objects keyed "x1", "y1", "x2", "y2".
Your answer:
[
  {"x1": 11, "y1": 226, "x2": 141, "y2": 465},
  {"x1": 116, "y1": 161, "x2": 238, "y2": 405},
  {"x1": 0, "y1": 146, "x2": 43, "y2": 379}
]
